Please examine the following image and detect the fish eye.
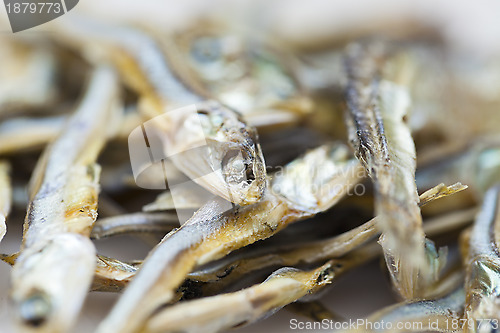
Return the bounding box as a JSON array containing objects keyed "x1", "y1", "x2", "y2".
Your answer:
[{"x1": 190, "y1": 37, "x2": 222, "y2": 64}]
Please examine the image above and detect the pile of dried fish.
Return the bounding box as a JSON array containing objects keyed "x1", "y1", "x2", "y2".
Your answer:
[{"x1": 1, "y1": 7, "x2": 500, "y2": 333}]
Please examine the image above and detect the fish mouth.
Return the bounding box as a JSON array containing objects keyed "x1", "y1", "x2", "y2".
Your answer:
[
  {"x1": 18, "y1": 291, "x2": 52, "y2": 328},
  {"x1": 220, "y1": 143, "x2": 267, "y2": 205}
]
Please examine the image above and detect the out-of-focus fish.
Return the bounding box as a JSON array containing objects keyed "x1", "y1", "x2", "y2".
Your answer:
[
  {"x1": 0, "y1": 109, "x2": 144, "y2": 156},
  {"x1": 143, "y1": 262, "x2": 335, "y2": 333},
  {"x1": 0, "y1": 116, "x2": 65, "y2": 155},
  {"x1": 409, "y1": 47, "x2": 500, "y2": 149},
  {"x1": 0, "y1": 161, "x2": 12, "y2": 243},
  {"x1": 53, "y1": 16, "x2": 267, "y2": 206},
  {"x1": 464, "y1": 185, "x2": 500, "y2": 332},
  {"x1": 0, "y1": 37, "x2": 57, "y2": 116},
  {"x1": 174, "y1": 20, "x2": 313, "y2": 130},
  {"x1": 90, "y1": 212, "x2": 178, "y2": 239},
  {"x1": 285, "y1": 300, "x2": 343, "y2": 323},
  {"x1": 95, "y1": 142, "x2": 363, "y2": 333},
  {"x1": 10, "y1": 66, "x2": 121, "y2": 333},
  {"x1": 417, "y1": 136, "x2": 500, "y2": 202},
  {"x1": 422, "y1": 207, "x2": 477, "y2": 237},
  {"x1": 344, "y1": 40, "x2": 446, "y2": 300}
]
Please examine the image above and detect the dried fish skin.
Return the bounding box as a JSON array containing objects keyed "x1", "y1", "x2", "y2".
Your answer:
[
  {"x1": 464, "y1": 185, "x2": 500, "y2": 332},
  {"x1": 0, "y1": 161, "x2": 12, "y2": 243},
  {"x1": 143, "y1": 262, "x2": 335, "y2": 333},
  {"x1": 10, "y1": 66, "x2": 121, "y2": 333},
  {"x1": 271, "y1": 143, "x2": 365, "y2": 213},
  {"x1": 344, "y1": 40, "x2": 445, "y2": 299},
  {"x1": 92, "y1": 256, "x2": 140, "y2": 293},
  {"x1": 3, "y1": 253, "x2": 141, "y2": 294},
  {"x1": 419, "y1": 183, "x2": 469, "y2": 207}
]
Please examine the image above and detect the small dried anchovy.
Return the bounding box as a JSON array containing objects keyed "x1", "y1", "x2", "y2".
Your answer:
[
  {"x1": 344, "y1": 40, "x2": 446, "y2": 300},
  {"x1": 187, "y1": 183, "x2": 466, "y2": 292},
  {"x1": 10, "y1": 66, "x2": 121, "y2": 333},
  {"x1": 464, "y1": 185, "x2": 500, "y2": 332}
]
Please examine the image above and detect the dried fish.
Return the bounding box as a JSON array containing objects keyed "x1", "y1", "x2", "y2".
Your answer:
[
  {"x1": 344, "y1": 40, "x2": 446, "y2": 299},
  {"x1": 10, "y1": 66, "x2": 120, "y2": 333},
  {"x1": 95, "y1": 143, "x2": 363, "y2": 333},
  {"x1": 143, "y1": 262, "x2": 335, "y2": 333},
  {"x1": 0, "y1": 161, "x2": 12, "y2": 243},
  {"x1": 90, "y1": 212, "x2": 178, "y2": 239},
  {"x1": 464, "y1": 185, "x2": 500, "y2": 332}
]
